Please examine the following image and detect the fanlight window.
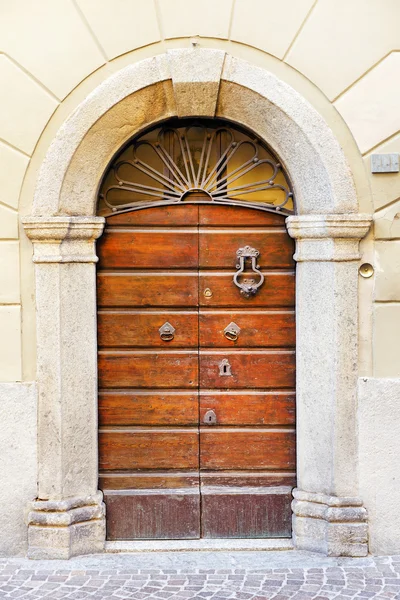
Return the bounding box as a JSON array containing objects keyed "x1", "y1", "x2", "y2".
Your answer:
[{"x1": 98, "y1": 118, "x2": 294, "y2": 216}]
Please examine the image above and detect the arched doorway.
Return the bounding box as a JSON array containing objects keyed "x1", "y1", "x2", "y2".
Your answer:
[
  {"x1": 22, "y1": 49, "x2": 371, "y2": 557},
  {"x1": 96, "y1": 119, "x2": 296, "y2": 539}
]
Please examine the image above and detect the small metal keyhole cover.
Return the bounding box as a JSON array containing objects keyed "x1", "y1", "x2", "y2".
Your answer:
[
  {"x1": 203, "y1": 409, "x2": 217, "y2": 424},
  {"x1": 219, "y1": 358, "x2": 232, "y2": 376},
  {"x1": 204, "y1": 288, "x2": 213, "y2": 298}
]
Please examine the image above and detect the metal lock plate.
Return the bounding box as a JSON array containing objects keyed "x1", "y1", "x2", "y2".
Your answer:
[
  {"x1": 219, "y1": 358, "x2": 232, "y2": 376},
  {"x1": 159, "y1": 321, "x2": 175, "y2": 342},
  {"x1": 224, "y1": 321, "x2": 241, "y2": 341},
  {"x1": 203, "y1": 409, "x2": 217, "y2": 424}
]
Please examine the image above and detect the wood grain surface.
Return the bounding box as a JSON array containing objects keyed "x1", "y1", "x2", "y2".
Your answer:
[
  {"x1": 97, "y1": 203, "x2": 296, "y2": 540},
  {"x1": 97, "y1": 273, "x2": 199, "y2": 308},
  {"x1": 99, "y1": 429, "x2": 199, "y2": 470},
  {"x1": 99, "y1": 391, "x2": 198, "y2": 426},
  {"x1": 199, "y1": 392, "x2": 295, "y2": 425},
  {"x1": 199, "y1": 311, "x2": 295, "y2": 347},
  {"x1": 199, "y1": 230, "x2": 294, "y2": 268},
  {"x1": 98, "y1": 351, "x2": 199, "y2": 388},
  {"x1": 199, "y1": 351, "x2": 295, "y2": 389},
  {"x1": 199, "y1": 429, "x2": 296, "y2": 470},
  {"x1": 98, "y1": 311, "x2": 198, "y2": 348}
]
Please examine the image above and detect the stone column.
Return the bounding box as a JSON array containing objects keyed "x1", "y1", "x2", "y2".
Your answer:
[
  {"x1": 22, "y1": 216, "x2": 106, "y2": 559},
  {"x1": 286, "y1": 214, "x2": 371, "y2": 557}
]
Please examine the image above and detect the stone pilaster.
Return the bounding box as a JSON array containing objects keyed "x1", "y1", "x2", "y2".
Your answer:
[
  {"x1": 286, "y1": 214, "x2": 371, "y2": 557},
  {"x1": 22, "y1": 216, "x2": 106, "y2": 559}
]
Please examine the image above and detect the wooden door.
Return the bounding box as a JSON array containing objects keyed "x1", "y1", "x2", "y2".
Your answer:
[
  {"x1": 97, "y1": 204, "x2": 295, "y2": 540},
  {"x1": 97, "y1": 205, "x2": 201, "y2": 540},
  {"x1": 198, "y1": 205, "x2": 295, "y2": 537}
]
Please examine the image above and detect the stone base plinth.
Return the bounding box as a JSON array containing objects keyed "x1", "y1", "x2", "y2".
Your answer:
[
  {"x1": 292, "y1": 489, "x2": 368, "y2": 557},
  {"x1": 27, "y1": 492, "x2": 106, "y2": 559}
]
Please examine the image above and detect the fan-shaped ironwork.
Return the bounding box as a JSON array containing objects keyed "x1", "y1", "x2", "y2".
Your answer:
[{"x1": 98, "y1": 120, "x2": 294, "y2": 215}]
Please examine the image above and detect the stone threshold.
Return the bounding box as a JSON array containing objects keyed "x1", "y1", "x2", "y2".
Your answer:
[{"x1": 105, "y1": 538, "x2": 294, "y2": 553}]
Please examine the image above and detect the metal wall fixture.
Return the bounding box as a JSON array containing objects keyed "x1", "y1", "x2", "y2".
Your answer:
[
  {"x1": 359, "y1": 263, "x2": 374, "y2": 278},
  {"x1": 234, "y1": 246, "x2": 265, "y2": 298},
  {"x1": 99, "y1": 120, "x2": 294, "y2": 216},
  {"x1": 203, "y1": 409, "x2": 217, "y2": 425},
  {"x1": 224, "y1": 322, "x2": 241, "y2": 341},
  {"x1": 219, "y1": 358, "x2": 232, "y2": 376},
  {"x1": 159, "y1": 321, "x2": 175, "y2": 342}
]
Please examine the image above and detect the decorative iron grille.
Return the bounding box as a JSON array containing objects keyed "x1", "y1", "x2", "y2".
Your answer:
[{"x1": 98, "y1": 119, "x2": 294, "y2": 216}]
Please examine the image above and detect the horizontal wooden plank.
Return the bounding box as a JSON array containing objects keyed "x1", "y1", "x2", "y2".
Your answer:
[
  {"x1": 201, "y1": 489, "x2": 292, "y2": 538},
  {"x1": 199, "y1": 272, "x2": 295, "y2": 307},
  {"x1": 104, "y1": 491, "x2": 200, "y2": 540},
  {"x1": 98, "y1": 230, "x2": 198, "y2": 269},
  {"x1": 105, "y1": 204, "x2": 199, "y2": 227},
  {"x1": 99, "y1": 471, "x2": 199, "y2": 490},
  {"x1": 199, "y1": 205, "x2": 287, "y2": 227},
  {"x1": 199, "y1": 230, "x2": 294, "y2": 269},
  {"x1": 200, "y1": 471, "x2": 296, "y2": 488},
  {"x1": 98, "y1": 311, "x2": 198, "y2": 348},
  {"x1": 199, "y1": 311, "x2": 295, "y2": 347},
  {"x1": 99, "y1": 391, "x2": 198, "y2": 426},
  {"x1": 199, "y1": 351, "x2": 295, "y2": 389},
  {"x1": 97, "y1": 273, "x2": 198, "y2": 307},
  {"x1": 98, "y1": 351, "x2": 198, "y2": 388},
  {"x1": 99, "y1": 429, "x2": 199, "y2": 470},
  {"x1": 199, "y1": 429, "x2": 295, "y2": 470},
  {"x1": 200, "y1": 392, "x2": 295, "y2": 425}
]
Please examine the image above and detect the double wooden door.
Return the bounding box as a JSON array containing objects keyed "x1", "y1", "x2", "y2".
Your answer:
[{"x1": 97, "y1": 203, "x2": 296, "y2": 540}]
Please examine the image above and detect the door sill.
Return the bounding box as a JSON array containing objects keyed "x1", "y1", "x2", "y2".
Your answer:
[{"x1": 105, "y1": 538, "x2": 294, "y2": 553}]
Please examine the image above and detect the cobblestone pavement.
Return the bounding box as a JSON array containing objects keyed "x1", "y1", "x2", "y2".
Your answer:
[{"x1": 1, "y1": 552, "x2": 400, "y2": 600}]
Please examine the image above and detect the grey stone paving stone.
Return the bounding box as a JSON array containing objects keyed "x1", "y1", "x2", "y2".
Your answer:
[{"x1": 1, "y1": 556, "x2": 400, "y2": 600}]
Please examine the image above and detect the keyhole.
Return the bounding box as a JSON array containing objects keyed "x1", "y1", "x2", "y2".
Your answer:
[
  {"x1": 203, "y1": 409, "x2": 216, "y2": 424},
  {"x1": 219, "y1": 358, "x2": 232, "y2": 376}
]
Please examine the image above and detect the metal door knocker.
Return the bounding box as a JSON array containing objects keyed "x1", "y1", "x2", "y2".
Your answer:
[
  {"x1": 159, "y1": 322, "x2": 175, "y2": 342},
  {"x1": 233, "y1": 246, "x2": 265, "y2": 298},
  {"x1": 219, "y1": 358, "x2": 232, "y2": 376},
  {"x1": 224, "y1": 322, "x2": 241, "y2": 342}
]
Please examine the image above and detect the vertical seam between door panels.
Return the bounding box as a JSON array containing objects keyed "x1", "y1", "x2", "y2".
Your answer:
[{"x1": 197, "y1": 205, "x2": 202, "y2": 538}]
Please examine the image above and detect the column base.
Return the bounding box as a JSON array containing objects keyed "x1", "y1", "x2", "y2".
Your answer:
[
  {"x1": 27, "y1": 492, "x2": 106, "y2": 559},
  {"x1": 292, "y1": 489, "x2": 368, "y2": 557}
]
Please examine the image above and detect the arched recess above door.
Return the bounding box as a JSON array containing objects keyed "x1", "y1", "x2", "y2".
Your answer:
[{"x1": 98, "y1": 118, "x2": 294, "y2": 217}]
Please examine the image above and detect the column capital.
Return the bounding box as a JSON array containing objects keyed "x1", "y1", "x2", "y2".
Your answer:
[
  {"x1": 286, "y1": 214, "x2": 372, "y2": 262},
  {"x1": 22, "y1": 216, "x2": 105, "y2": 263}
]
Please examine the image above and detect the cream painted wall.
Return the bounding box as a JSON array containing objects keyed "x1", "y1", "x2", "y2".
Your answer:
[
  {"x1": 1, "y1": 0, "x2": 400, "y2": 554},
  {"x1": 1, "y1": 0, "x2": 399, "y2": 384}
]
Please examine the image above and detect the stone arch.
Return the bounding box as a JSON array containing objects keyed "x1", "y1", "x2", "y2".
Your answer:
[
  {"x1": 23, "y1": 48, "x2": 372, "y2": 559},
  {"x1": 31, "y1": 49, "x2": 357, "y2": 218}
]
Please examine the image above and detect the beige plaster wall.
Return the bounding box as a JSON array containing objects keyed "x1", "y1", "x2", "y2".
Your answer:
[
  {"x1": 1, "y1": 0, "x2": 400, "y2": 554},
  {"x1": 0, "y1": 383, "x2": 37, "y2": 556}
]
